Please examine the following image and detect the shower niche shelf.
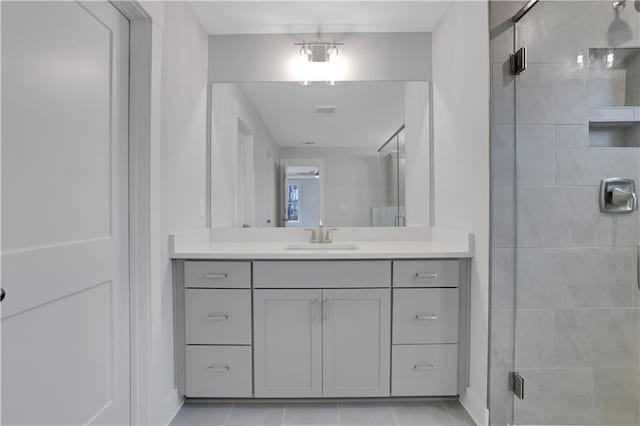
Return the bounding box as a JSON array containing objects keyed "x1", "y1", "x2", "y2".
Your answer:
[
  {"x1": 587, "y1": 48, "x2": 640, "y2": 147},
  {"x1": 590, "y1": 106, "x2": 640, "y2": 125}
]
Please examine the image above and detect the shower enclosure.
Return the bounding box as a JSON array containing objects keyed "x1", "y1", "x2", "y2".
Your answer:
[
  {"x1": 374, "y1": 125, "x2": 406, "y2": 226},
  {"x1": 490, "y1": 1, "x2": 640, "y2": 424}
]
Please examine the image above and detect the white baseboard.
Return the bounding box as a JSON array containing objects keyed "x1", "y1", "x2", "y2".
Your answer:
[
  {"x1": 459, "y1": 386, "x2": 489, "y2": 426},
  {"x1": 159, "y1": 389, "x2": 184, "y2": 426}
]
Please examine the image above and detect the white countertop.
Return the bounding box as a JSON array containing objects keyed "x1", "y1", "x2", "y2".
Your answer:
[{"x1": 170, "y1": 227, "x2": 473, "y2": 260}]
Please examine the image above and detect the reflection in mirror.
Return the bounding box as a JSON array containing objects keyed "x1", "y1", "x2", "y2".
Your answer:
[
  {"x1": 283, "y1": 163, "x2": 322, "y2": 227},
  {"x1": 210, "y1": 81, "x2": 430, "y2": 228}
]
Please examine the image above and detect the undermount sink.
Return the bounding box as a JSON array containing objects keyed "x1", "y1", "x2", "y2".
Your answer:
[{"x1": 286, "y1": 243, "x2": 360, "y2": 250}]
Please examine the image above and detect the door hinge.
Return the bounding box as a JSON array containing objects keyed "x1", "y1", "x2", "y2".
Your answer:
[
  {"x1": 510, "y1": 47, "x2": 527, "y2": 75},
  {"x1": 509, "y1": 371, "x2": 525, "y2": 399}
]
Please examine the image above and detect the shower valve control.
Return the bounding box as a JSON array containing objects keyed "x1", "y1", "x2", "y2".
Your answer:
[{"x1": 599, "y1": 177, "x2": 638, "y2": 214}]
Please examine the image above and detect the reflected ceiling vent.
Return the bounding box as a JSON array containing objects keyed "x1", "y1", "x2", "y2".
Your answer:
[{"x1": 315, "y1": 106, "x2": 336, "y2": 114}]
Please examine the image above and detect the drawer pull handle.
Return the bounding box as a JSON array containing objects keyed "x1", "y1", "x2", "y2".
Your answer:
[
  {"x1": 415, "y1": 272, "x2": 438, "y2": 279},
  {"x1": 414, "y1": 363, "x2": 436, "y2": 371},
  {"x1": 204, "y1": 273, "x2": 228, "y2": 279},
  {"x1": 207, "y1": 364, "x2": 230, "y2": 372},
  {"x1": 205, "y1": 314, "x2": 229, "y2": 321},
  {"x1": 415, "y1": 314, "x2": 438, "y2": 320}
]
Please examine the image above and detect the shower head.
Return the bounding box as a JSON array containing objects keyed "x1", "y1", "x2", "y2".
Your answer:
[
  {"x1": 613, "y1": 0, "x2": 640, "y2": 12},
  {"x1": 613, "y1": 0, "x2": 626, "y2": 10}
]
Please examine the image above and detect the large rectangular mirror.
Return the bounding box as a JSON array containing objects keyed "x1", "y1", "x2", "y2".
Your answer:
[{"x1": 210, "y1": 81, "x2": 430, "y2": 228}]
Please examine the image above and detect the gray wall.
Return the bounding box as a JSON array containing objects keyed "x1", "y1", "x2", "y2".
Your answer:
[
  {"x1": 208, "y1": 32, "x2": 432, "y2": 82},
  {"x1": 158, "y1": 2, "x2": 210, "y2": 422},
  {"x1": 280, "y1": 147, "x2": 384, "y2": 227}
]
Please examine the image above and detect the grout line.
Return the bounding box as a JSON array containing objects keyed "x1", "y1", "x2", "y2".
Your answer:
[
  {"x1": 389, "y1": 401, "x2": 400, "y2": 426},
  {"x1": 281, "y1": 403, "x2": 287, "y2": 426},
  {"x1": 223, "y1": 403, "x2": 234, "y2": 426},
  {"x1": 441, "y1": 400, "x2": 459, "y2": 426}
]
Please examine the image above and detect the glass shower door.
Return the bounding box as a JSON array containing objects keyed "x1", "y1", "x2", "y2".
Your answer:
[
  {"x1": 374, "y1": 126, "x2": 406, "y2": 226},
  {"x1": 512, "y1": 1, "x2": 640, "y2": 424}
]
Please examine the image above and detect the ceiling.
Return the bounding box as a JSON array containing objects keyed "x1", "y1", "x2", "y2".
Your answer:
[
  {"x1": 189, "y1": 1, "x2": 450, "y2": 35},
  {"x1": 238, "y1": 81, "x2": 404, "y2": 148}
]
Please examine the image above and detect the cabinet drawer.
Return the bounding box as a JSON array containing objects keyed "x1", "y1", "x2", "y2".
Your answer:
[
  {"x1": 185, "y1": 289, "x2": 251, "y2": 344},
  {"x1": 393, "y1": 260, "x2": 459, "y2": 287},
  {"x1": 391, "y1": 344, "x2": 458, "y2": 396},
  {"x1": 185, "y1": 346, "x2": 252, "y2": 397},
  {"x1": 184, "y1": 261, "x2": 251, "y2": 288},
  {"x1": 393, "y1": 288, "x2": 458, "y2": 344},
  {"x1": 253, "y1": 260, "x2": 391, "y2": 288}
]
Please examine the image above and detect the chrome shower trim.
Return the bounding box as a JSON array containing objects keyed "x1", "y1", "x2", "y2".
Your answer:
[{"x1": 512, "y1": 0, "x2": 540, "y2": 23}]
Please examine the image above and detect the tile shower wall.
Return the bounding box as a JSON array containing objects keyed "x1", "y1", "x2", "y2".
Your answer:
[{"x1": 491, "y1": 1, "x2": 640, "y2": 425}]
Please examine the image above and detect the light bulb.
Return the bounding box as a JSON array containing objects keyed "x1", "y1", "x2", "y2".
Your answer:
[{"x1": 606, "y1": 52, "x2": 615, "y2": 68}]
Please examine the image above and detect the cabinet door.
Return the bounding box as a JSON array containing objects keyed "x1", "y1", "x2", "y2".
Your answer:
[
  {"x1": 253, "y1": 289, "x2": 322, "y2": 397},
  {"x1": 322, "y1": 289, "x2": 391, "y2": 397}
]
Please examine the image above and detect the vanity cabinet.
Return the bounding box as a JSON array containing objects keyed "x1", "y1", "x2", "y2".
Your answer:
[
  {"x1": 175, "y1": 258, "x2": 468, "y2": 400},
  {"x1": 253, "y1": 289, "x2": 322, "y2": 397},
  {"x1": 253, "y1": 285, "x2": 390, "y2": 397}
]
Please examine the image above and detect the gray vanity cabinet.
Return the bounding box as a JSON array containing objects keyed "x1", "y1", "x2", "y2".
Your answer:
[{"x1": 175, "y1": 258, "x2": 468, "y2": 400}]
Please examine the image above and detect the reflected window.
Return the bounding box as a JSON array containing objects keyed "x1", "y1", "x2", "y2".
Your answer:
[{"x1": 287, "y1": 184, "x2": 300, "y2": 222}]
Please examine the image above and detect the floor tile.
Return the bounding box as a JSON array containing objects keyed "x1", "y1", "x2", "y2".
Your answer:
[
  {"x1": 441, "y1": 401, "x2": 475, "y2": 426},
  {"x1": 284, "y1": 402, "x2": 339, "y2": 425},
  {"x1": 391, "y1": 401, "x2": 454, "y2": 426},
  {"x1": 338, "y1": 402, "x2": 397, "y2": 426},
  {"x1": 225, "y1": 403, "x2": 285, "y2": 426},
  {"x1": 170, "y1": 403, "x2": 232, "y2": 426}
]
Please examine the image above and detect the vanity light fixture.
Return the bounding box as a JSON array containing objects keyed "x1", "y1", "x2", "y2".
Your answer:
[
  {"x1": 295, "y1": 40, "x2": 344, "y2": 85},
  {"x1": 295, "y1": 40, "x2": 343, "y2": 63}
]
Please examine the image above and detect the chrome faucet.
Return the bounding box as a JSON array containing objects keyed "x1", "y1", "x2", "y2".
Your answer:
[{"x1": 305, "y1": 225, "x2": 338, "y2": 243}]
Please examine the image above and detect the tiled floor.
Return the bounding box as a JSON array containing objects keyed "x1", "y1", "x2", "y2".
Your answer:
[{"x1": 170, "y1": 400, "x2": 475, "y2": 426}]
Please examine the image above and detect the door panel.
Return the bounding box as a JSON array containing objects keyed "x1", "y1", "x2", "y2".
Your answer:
[
  {"x1": 253, "y1": 289, "x2": 322, "y2": 397},
  {"x1": 322, "y1": 289, "x2": 391, "y2": 397},
  {"x1": 1, "y1": 2, "x2": 130, "y2": 424}
]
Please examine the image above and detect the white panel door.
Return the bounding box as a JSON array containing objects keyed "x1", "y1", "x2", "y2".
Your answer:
[
  {"x1": 322, "y1": 289, "x2": 391, "y2": 397},
  {"x1": 253, "y1": 289, "x2": 322, "y2": 397},
  {"x1": 2, "y1": 2, "x2": 130, "y2": 424}
]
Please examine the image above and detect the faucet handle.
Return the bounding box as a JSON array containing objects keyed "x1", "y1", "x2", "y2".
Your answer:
[
  {"x1": 305, "y1": 228, "x2": 318, "y2": 243},
  {"x1": 325, "y1": 228, "x2": 339, "y2": 243}
]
